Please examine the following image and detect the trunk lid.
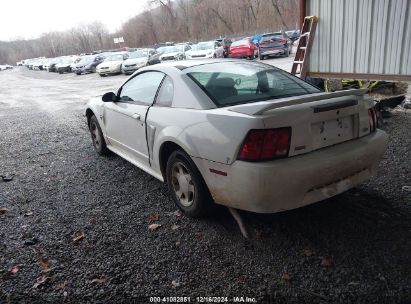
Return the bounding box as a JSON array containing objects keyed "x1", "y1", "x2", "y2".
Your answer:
[{"x1": 226, "y1": 89, "x2": 373, "y2": 157}]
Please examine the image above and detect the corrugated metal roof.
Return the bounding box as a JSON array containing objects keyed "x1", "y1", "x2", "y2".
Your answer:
[{"x1": 306, "y1": 0, "x2": 411, "y2": 80}]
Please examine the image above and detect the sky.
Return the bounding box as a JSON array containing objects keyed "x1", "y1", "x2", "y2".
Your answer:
[{"x1": 0, "y1": 0, "x2": 151, "y2": 41}]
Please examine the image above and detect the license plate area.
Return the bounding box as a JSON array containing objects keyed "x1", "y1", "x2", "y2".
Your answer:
[{"x1": 311, "y1": 115, "x2": 355, "y2": 150}]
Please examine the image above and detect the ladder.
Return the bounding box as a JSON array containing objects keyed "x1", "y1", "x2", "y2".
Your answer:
[{"x1": 291, "y1": 16, "x2": 318, "y2": 79}]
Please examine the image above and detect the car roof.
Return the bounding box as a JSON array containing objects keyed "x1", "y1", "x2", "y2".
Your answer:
[
  {"x1": 152, "y1": 58, "x2": 253, "y2": 70},
  {"x1": 262, "y1": 32, "x2": 282, "y2": 36}
]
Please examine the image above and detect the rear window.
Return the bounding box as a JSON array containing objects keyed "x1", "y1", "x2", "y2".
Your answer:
[
  {"x1": 261, "y1": 34, "x2": 282, "y2": 41},
  {"x1": 186, "y1": 62, "x2": 320, "y2": 107},
  {"x1": 231, "y1": 40, "x2": 249, "y2": 47}
]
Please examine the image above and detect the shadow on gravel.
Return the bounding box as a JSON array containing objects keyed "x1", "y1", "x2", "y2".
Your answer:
[{"x1": 243, "y1": 188, "x2": 410, "y2": 243}]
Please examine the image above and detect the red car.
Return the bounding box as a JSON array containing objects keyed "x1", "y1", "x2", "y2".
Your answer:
[{"x1": 229, "y1": 38, "x2": 257, "y2": 59}]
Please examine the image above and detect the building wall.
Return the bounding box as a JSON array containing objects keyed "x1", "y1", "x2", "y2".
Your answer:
[{"x1": 306, "y1": 0, "x2": 411, "y2": 80}]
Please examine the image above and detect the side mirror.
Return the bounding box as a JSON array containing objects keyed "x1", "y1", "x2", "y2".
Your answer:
[{"x1": 102, "y1": 92, "x2": 117, "y2": 102}]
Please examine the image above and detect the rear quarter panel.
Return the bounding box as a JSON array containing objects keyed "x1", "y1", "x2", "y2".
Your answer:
[{"x1": 146, "y1": 106, "x2": 264, "y2": 173}]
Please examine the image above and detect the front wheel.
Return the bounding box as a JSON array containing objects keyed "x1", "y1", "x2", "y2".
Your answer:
[
  {"x1": 89, "y1": 115, "x2": 110, "y2": 156},
  {"x1": 284, "y1": 47, "x2": 290, "y2": 57},
  {"x1": 166, "y1": 150, "x2": 213, "y2": 218}
]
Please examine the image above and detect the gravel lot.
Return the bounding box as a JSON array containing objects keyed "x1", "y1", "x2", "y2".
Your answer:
[{"x1": 0, "y1": 67, "x2": 410, "y2": 304}]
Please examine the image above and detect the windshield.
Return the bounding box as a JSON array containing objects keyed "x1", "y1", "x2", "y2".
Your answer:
[
  {"x1": 104, "y1": 54, "x2": 125, "y2": 62},
  {"x1": 197, "y1": 42, "x2": 214, "y2": 50},
  {"x1": 78, "y1": 55, "x2": 93, "y2": 64},
  {"x1": 129, "y1": 50, "x2": 149, "y2": 59},
  {"x1": 186, "y1": 62, "x2": 320, "y2": 107},
  {"x1": 157, "y1": 45, "x2": 184, "y2": 54}
]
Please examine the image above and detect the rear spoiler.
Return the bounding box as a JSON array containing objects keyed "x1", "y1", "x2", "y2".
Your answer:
[{"x1": 227, "y1": 89, "x2": 368, "y2": 116}]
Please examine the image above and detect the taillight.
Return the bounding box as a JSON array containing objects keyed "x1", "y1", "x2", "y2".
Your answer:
[
  {"x1": 238, "y1": 128, "x2": 291, "y2": 162},
  {"x1": 368, "y1": 107, "x2": 377, "y2": 132},
  {"x1": 276, "y1": 39, "x2": 288, "y2": 44}
]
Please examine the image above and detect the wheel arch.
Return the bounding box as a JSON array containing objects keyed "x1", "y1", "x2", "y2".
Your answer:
[
  {"x1": 159, "y1": 141, "x2": 186, "y2": 180},
  {"x1": 85, "y1": 108, "x2": 95, "y2": 127}
]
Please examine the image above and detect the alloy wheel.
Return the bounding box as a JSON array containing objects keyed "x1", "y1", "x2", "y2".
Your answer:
[{"x1": 171, "y1": 161, "x2": 195, "y2": 207}]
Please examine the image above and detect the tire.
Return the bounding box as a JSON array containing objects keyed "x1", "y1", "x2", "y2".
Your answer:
[
  {"x1": 91, "y1": 66, "x2": 96, "y2": 73},
  {"x1": 58, "y1": 70, "x2": 63, "y2": 74},
  {"x1": 89, "y1": 115, "x2": 110, "y2": 156},
  {"x1": 99, "y1": 74, "x2": 106, "y2": 77},
  {"x1": 284, "y1": 47, "x2": 290, "y2": 57},
  {"x1": 166, "y1": 150, "x2": 213, "y2": 218},
  {"x1": 259, "y1": 54, "x2": 265, "y2": 60},
  {"x1": 76, "y1": 72, "x2": 81, "y2": 75}
]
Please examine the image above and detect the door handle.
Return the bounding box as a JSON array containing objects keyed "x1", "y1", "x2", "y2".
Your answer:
[{"x1": 132, "y1": 113, "x2": 141, "y2": 120}]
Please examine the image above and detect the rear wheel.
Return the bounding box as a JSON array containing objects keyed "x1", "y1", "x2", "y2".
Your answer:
[
  {"x1": 259, "y1": 54, "x2": 265, "y2": 60},
  {"x1": 166, "y1": 150, "x2": 213, "y2": 218},
  {"x1": 89, "y1": 115, "x2": 109, "y2": 156},
  {"x1": 91, "y1": 66, "x2": 96, "y2": 73}
]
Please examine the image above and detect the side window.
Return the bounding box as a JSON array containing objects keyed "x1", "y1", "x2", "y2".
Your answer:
[
  {"x1": 119, "y1": 72, "x2": 164, "y2": 105},
  {"x1": 155, "y1": 76, "x2": 174, "y2": 107}
]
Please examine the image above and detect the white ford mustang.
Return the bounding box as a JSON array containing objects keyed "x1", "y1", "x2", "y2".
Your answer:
[{"x1": 86, "y1": 59, "x2": 388, "y2": 217}]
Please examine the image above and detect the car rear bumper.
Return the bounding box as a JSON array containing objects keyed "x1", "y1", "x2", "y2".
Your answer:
[
  {"x1": 193, "y1": 130, "x2": 388, "y2": 213},
  {"x1": 260, "y1": 48, "x2": 285, "y2": 56},
  {"x1": 230, "y1": 51, "x2": 253, "y2": 58}
]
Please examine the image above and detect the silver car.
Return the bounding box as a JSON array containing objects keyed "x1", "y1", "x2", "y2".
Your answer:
[{"x1": 86, "y1": 59, "x2": 388, "y2": 217}]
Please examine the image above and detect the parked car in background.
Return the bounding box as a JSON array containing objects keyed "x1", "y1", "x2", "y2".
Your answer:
[
  {"x1": 229, "y1": 38, "x2": 257, "y2": 59},
  {"x1": 56, "y1": 56, "x2": 78, "y2": 74},
  {"x1": 96, "y1": 52, "x2": 129, "y2": 77},
  {"x1": 32, "y1": 59, "x2": 43, "y2": 70},
  {"x1": 258, "y1": 32, "x2": 292, "y2": 60},
  {"x1": 286, "y1": 30, "x2": 301, "y2": 43},
  {"x1": 85, "y1": 59, "x2": 388, "y2": 217},
  {"x1": 216, "y1": 37, "x2": 232, "y2": 57},
  {"x1": 48, "y1": 58, "x2": 62, "y2": 72},
  {"x1": 121, "y1": 49, "x2": 160, "y2": 75},
  {"x1": 42, "y1": 58, "x2": 52, "y2": 71},
  {"x1": 154, "y1": 42, "x2": 174, "y2": 49},
  {"x1": 186, "y1": 41, "x2": 224, "y2": 59},
  {"x1": 158, "y1": 44, "x2": 191, "y2": 61},
  {"x1": 72, "y1": 55, "x2": 104, "y2": 75},
  {"x1": 0, "y1": 64, "x2": 13, "y2": 70}
]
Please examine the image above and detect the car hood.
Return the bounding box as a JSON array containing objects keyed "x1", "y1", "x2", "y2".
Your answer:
[
  {"x1": 74, "y1": 61, "x2": 93, "y2": 68},
  {"x1": 56, "y1": 63, "x2": 72, "y2": 68},
  {"x1": 160, "y1": 51, "x2": 181, "y2": 58},
  {"x1": 123, "y1": 58, "x2": 147, "y2": 65},
  {"x1": 97, "y1": 60, "x2": 123, "y2": 68}
]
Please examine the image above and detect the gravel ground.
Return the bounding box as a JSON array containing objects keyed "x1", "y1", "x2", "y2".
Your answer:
[{"x1": 0, "y1": 67, "x2": 410, "y2": 304}]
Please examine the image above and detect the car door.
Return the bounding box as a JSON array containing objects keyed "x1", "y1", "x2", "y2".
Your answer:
[{"x1": 103, "y1": 71, "x2": 165, "y2": 165}]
